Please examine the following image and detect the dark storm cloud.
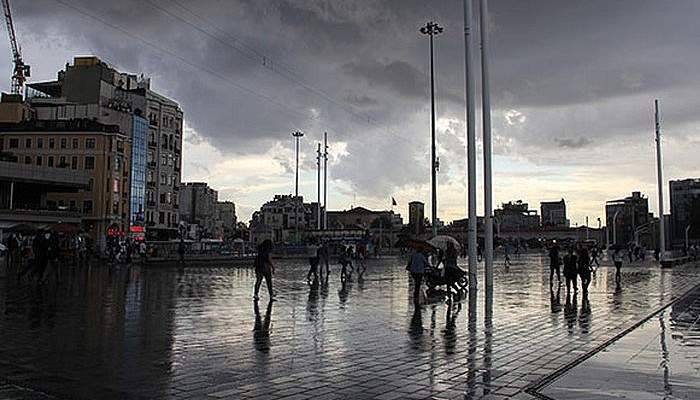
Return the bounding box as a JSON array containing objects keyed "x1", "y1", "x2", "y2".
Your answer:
[
  {"x1": 555, "y1": 137, "x2": 592, "y2": 149},
  {"x1": 6, "y1": 0, "x2": 700, "y2": 198}
]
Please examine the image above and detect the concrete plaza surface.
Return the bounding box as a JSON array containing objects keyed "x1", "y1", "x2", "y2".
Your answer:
[{"x1": 0, "y1": 254, "x2": 699, "y2": 400}]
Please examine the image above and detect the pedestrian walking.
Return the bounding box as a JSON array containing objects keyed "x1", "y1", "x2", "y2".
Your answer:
[
  {"x1": 253, "y1": 239, "x2": 275, "y2": 301},
  {"x1": 177, "y1": 238, "x2": 186, "y2": 267},
  {"x1": 306, "y1": 240, "x2": 320, "y2": 283},
  {"x1": 477, "y1": 244, "x2": 483, "y2": 262},
  {"x1": 504, "y1": 244, "x2": 512, "y2": 267},
  {"x1": 319, "y1": 240, "x2": 330, "y2": 277},
  {"x1": 577, "y1": 244, "x2": 591, "y2": 294},
  {"x1": 613, "y1": 247, "x2": 623, "y2": 284},
  {"x1": 590, "y1": 246, "x2": 600, "y2": 269},
  {"x1": 562, "y1": 247, "x2": 578, "y2": 294},
  {"x1": 339, "y1": 246, "x2": 353, "y2": 282},
  {"x1": 407, "y1": 249, "x2": 428, "y2": 305},
  {"x1": 549, "y1": 242, "x2": 561, "y2": 285}
]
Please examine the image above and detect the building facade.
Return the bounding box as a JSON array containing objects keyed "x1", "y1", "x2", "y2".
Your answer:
[
  {"x1": 495, "y1": 201, "x2": 540, "y2": 232},
  {"x1": 0, "y1": 119, "x2": 130, "y2": 250},
  {"x1": 670, "y1": 178, "x2": 700, "y2": 246},
  {"x1": 25, "y1": 56, "x2": 183, "y2": 240},
  {"x1": 606, "y1": 191, "x2": 651, "y2": 247},
  {"x1": 249, "y1": 195, "x2": 319, "y2": 244},
  {"x1": 214, "y1": 201, "x2": 237, "y2": 238},
  {"x1": 540, "y1": 199, "x2": 569, "y2": 227},
  {"x1": 179, "y1": 182, "x2": 218, "y2": 238}
]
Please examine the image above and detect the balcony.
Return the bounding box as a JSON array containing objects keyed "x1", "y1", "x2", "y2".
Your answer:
[
  {"x1": 147, "y1": 161, "x2": 157, "y2": 168},
  {"x1": 148, "y1": 141, "x2": 157, "y2": 148},
  {"x1": 149, "y1": 119, "x2": 158, "y2": 127},
  {"x1": 147, "y1": 181, "x2": 156, "y2": 188}
]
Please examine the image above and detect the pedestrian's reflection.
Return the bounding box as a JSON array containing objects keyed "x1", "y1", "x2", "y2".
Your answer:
[
  {"x1": 408, "y1": 307, "x2": 424, "y2": 349},
  {"x1": 253, "y1": 300, "x2": 273, "y2": 352},
  {"x1": 443, "y1": 301, "x2": 461, "y2": 354},
  {"x1": 578, "y1": 291, "x2": 591, "y2": 334},
  {"x1": 338, "y1": 279, "x2": 351, "y2": 306},
  {"x1": 550, "y1": 284, "x2": 562, "y2": 314},
  {"x1": 564, "y1": 291, "x2": 578, "y2": 334}
]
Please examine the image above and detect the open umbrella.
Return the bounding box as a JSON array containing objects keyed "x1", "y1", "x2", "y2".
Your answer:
[
  {"x1": 428, "y1": 235, "x2": 461, "y2": 252},
  {"x1": 405, "y1": 238, "x2": 437, "y2": 253}
]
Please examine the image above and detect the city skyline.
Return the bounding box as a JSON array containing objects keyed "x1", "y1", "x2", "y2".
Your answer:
[{"x1": 2, "y1": 1, "x2": 700, "y2": 224}]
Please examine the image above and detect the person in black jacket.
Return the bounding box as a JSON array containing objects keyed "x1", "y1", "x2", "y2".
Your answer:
[
  {"x1": 577, "y1": 244, "x2": 591, "y2": 294},
  {"x1": 562, "y1": 247, "x2": 578, "y2": 294},
  {"x1": 549, "y1": 243, "x2": 561, "y2": 285}
]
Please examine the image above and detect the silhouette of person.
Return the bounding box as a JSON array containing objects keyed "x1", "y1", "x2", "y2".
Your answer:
[
  {"x1": 407, "y1": 249, "x2": 428, "y2": 305},
  {"x1": 306, "y1": 240, "x2": 320, "y2": 284},
  {"x1": 563, "y1": 247, "x2": 578, "y2": 294},
  {"x1": 612, "y1": 248, "x2": 623, "y2": 284},
  {"x1": 577, "y1": 244, "x2": 592, "y2": 295},
  {"x1": 550, "y1": 284, "x2": 562, "y2": 314},
  {"x1": 253, "y1": 240, "x2": 275, "y2": 301},
  {"x1": 549, "y1": 242, "x2": 561, "y2": 285}
]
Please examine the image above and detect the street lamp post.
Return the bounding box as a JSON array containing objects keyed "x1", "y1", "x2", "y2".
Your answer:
[
  {"x1": 463, "y1": 0, "x2": 478, "y2": 288},
  {"x1": 420, "y1": 21, "x2": 443, "y2": 239},
  {"x1": 654, "y1": 99, "x2": 666, "y2": 260},
  {"x1": 480, "y1": 0, "x2": 494, "y2": 290},
  {"x1": 292, "y1": 130, "x2": 304, "y2": 242}
]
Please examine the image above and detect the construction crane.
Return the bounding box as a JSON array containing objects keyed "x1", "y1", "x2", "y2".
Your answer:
[{"x1": 2, "y1": 0, "x2": 30, "y2": 95}]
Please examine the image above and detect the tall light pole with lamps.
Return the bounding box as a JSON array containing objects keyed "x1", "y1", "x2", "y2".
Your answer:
[
  {"x1": 292, "y1": 130, "x2": 304, "y2": 242},
  {"x1": 420, "y1": 21, "x2": 443, "y2": 238}
]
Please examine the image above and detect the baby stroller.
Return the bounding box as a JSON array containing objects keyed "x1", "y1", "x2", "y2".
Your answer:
[{"x1": 424, "y1": 263, "x2": 469, "y2": 300}]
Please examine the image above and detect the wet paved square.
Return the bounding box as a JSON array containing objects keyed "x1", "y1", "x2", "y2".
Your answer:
[{"x1": 1, "y1": 254, "x2": 699, "y2": 399}]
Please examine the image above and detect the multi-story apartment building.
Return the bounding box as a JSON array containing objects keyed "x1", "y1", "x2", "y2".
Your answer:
[
  {"x1": 540, "y1": 199, "x2": 569, "y2": 228},
  {"x1": 249, "y1": 195, "x2": 320, "y2": 244},
  {"x1": 670, "y1": 179, "x2": 700, "y2": 246},
  {"x1": 25, "y1": 56, "x2": 183, "y2": 240},
  {"x1": 0, "y1": 119, "x2": 130, "y2": 250},
  {"x1": 495, "y1": 201, "x2": 540, "y2": 232},
  {"x1": 179, "y1": 182, "x2": 218, "y2": 238},
  {"x1": 606, "y1": 191, "x2": 651, "y2": 247}
]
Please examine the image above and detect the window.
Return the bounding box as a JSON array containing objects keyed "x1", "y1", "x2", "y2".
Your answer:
[
  {"x1": 37, "y1": 138, "x2": 43, "y2": 149},
  {"x1": 113, "y1": 178, "x2": 120, "y2": 193},
  {"x1": 159, "y1": 212, "x2": 165, "y2": 224},
  {"x1": 147, "y1": 170, "x2": 154, "y2": 182},
  {"x1": 72, "y1": 138, "x2": 79, "y2": 149},
  {"x1": 25, "y1": 138, "x2": 32, "y2": 148},
  {"x1": 84, "y1": 156, "x2": 95, "y2": 170},
  {"x1": 148, "y1": 151, "x2": 154, "y2": 163},
  {"x1": 165, "y1": 192, "x2": 171, "y2": 204},
  {"x1": 69, "y1": 200, "x2": 76, "y2": 210},
  {"x1": 49, "y1": 138, "x2": 55, "y2": 149},
  {"x1": 83, "y1": 200, "x2": 93, "y2": 215},
  {"x1": 115, "y1": 157, "x2": 121, "y2": 171},
  {"x1": 60, "y1": 138, "x2": 67, "y2": 149},
  {"x1": 85, "y1": 138, "x2": 96, "y2": 149},
  {"x1": 24, "y1": 156, "x2": 31, "y2": 164},
  {"x1": 59, "y1": 156, "x2": 67, "y2": 168},
  {"x1": 161, "y1": 154, "x2": 167, "y2": 165},
  {"x1": 168, "y1": 154, "x2": 173, "y2": 167},
  {"x1": 8, "y1": 138, "x2": 18, "y2": 148},
  {"x1": 36, "y1": 156, "x2": 42, "y2": 166},
  {"x1": 160, "y1": 193, "x2": 166, "y2": 203},
  {"x1": 88, "y1": 178, "x2": 94, "y2": 192},
  {"x1": 71, "y1": 156, "x2": 78, "y2": 170},
  {"x1": 160, "y1": 173, "x2": 167, "y2": 185},
  {"x1": 48, "y1": 156, "x2": 54, "y2": 167}
]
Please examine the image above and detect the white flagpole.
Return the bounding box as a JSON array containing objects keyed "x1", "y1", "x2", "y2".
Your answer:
[
  {"x1": 464, "y1": 0, "x2": 478, "y2": 289},
  {"x1": 480, "y1": 0, "x2": 494, "y2": 289}
]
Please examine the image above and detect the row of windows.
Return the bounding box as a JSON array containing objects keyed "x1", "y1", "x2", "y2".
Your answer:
[
  {"x1": 46, "y1": 200, "x2": 93, "y2": 215},
  {"x1": 144, "y1": 210, "x2": 177, "y2": 225},
  {"x1": 22, "y1": 155, "x2": 96, "y2": 170},
  {"x1": 4, "y1": 137, "x2": 96, "y2": 150}
]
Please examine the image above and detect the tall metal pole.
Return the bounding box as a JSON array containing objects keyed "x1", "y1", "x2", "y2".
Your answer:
[
  {"x1": 655, "y1": 99, "x2": 666, "y2": 260},
  {"x1": 323, "y1": 132, "x2": 328, "y2": 230},
  {"x1": 292, "y1": 130, "x2": 304, "y2": 242},
  {"x1": 420, "y1": 22, "x2": 443, "y2": 238},
  {"x1": 464, "y1": 0, "x2": 478, "y2": 289},
  {"x1": 479, "y1": 0, "x2": 493, "y2": 289},
  {"x1": 612, "y1": 210, "x2": 621, "y2": 247},
  {"x1": 316, "y1": 142, "x2": 322, "y2": 230}
]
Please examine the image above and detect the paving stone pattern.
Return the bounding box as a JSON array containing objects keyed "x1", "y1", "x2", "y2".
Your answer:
[{"x1": 0, "y1": 254, "x2": 699, "y2": 399}]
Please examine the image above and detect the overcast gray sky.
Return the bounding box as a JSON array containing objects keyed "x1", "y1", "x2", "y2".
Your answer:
[{"x1": 3, "y1": 0, "x2": 699, "y2": 224}]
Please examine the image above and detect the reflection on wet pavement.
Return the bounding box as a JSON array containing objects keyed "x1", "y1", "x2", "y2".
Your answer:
[
  {"x1": 541, "y1": 286, "x2": 700, "y2": 400},
  {"x1": 0, "y1": 255, "x2": 698, "y2": 399}
]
